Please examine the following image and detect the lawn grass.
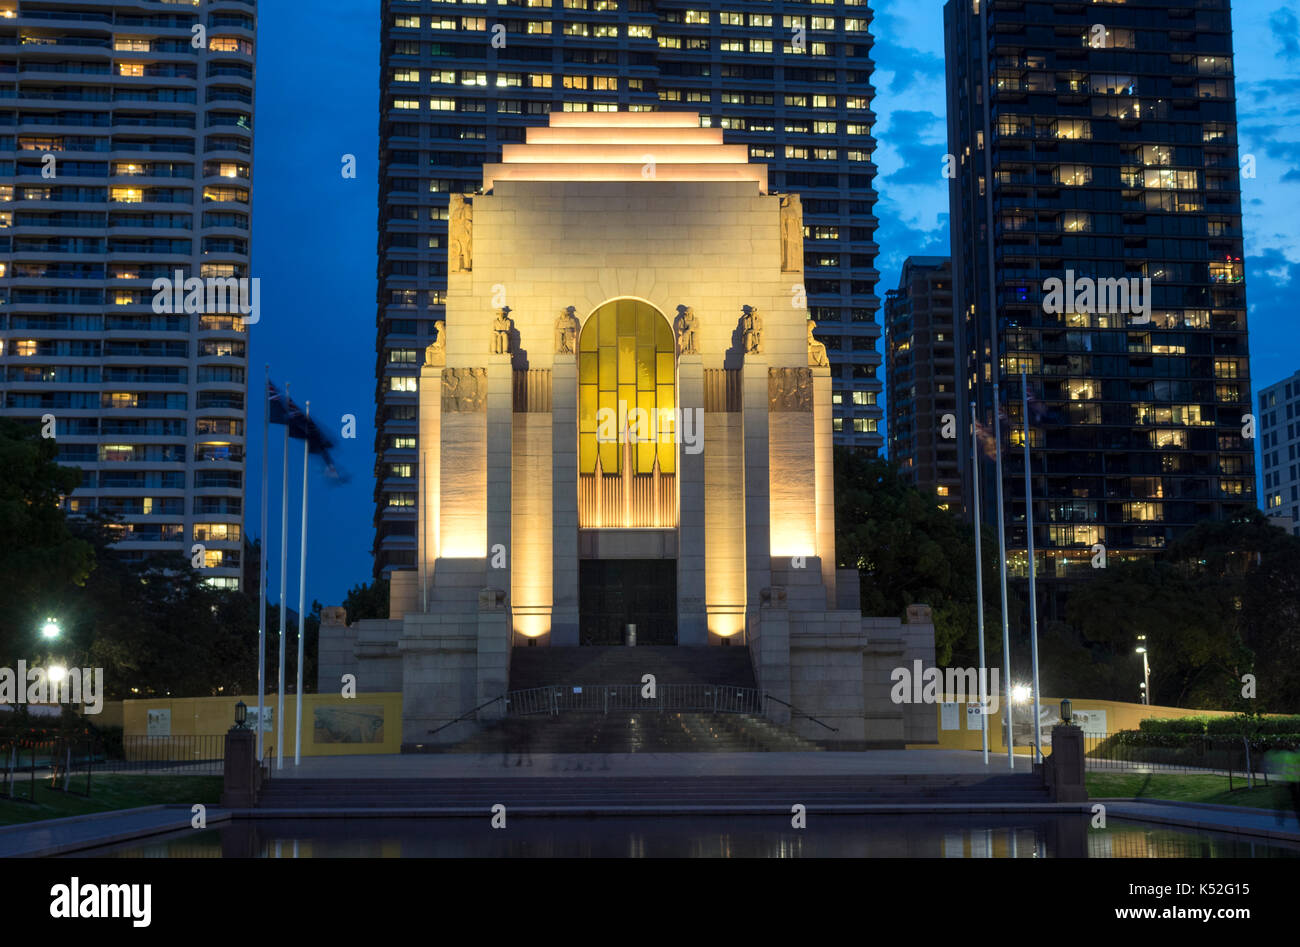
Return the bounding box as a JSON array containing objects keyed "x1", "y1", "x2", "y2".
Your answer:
[
  {"x1": 0, "y1": 774, "x2": 222, "y2": 826},
  {"x1": 1087, "y1": 771, "x2": 1294, "y2": 811}
]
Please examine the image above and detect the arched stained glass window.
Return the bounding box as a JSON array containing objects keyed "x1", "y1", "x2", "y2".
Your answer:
[{"x1": 578, "y1": 299, "x2": 676, "y2": 475}]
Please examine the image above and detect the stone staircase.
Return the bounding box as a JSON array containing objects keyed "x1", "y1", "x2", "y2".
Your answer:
[
  {"x1": 256, "y1": 773, "x2": 1050, "y2": 810},
  {"x1": 425, "y1": 711, "x2": 820, "y2": 754},
  {"x1": 508, "y1": 645, "x2": 757, "y2": 691}
]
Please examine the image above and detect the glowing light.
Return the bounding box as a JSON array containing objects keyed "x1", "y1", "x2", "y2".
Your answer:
[
  {"x1": 41, "y1": 618, "x2": 60, "y2": 640},
  {"x1": 48, "y1": 665, "x2": 67, "y2": 684},
  {"x1": 1011, "y1": 684, "x2": 1032, "y2": 704}
]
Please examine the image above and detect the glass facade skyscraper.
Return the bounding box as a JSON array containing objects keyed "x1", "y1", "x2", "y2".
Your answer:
[
  {"x1": 0, "y1": 0, "x2": 256, "y2": 591},
  {"x1": 944, "y1": 0, "x2": 1253, "y2": 610},
  {"x1": 375, "y1": 0, "x2": 882, "y2": 577},
  {"x1": 884, "y1": 255, "x2": 960, "y2": 511}
]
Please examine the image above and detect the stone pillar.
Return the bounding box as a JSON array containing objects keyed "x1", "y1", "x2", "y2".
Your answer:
[
  {"x1": 742, "y1": 354, "x2": 770, "y2": 643},
  {"x1": 812, "y1": 364, "x2": 836, "y2": 606},
  {"x1": 677, "y1": 353, "x2": 707, "y2": 645},
  {"x1": 757, "y1": 595, "x2": 791, "y2": 723},
  {"x1": 486, "y1": 353, "x2": 513, "y2": 615},
  {"x1": 316, "y1": 606, "x2": 356, "y2": 693},
  {"x1": 418, "y1": 346, "x2": 444, "y2": 606},
  {"x1": 220, "y1": 727, "x2": 259, "y2": 807},
  {"x1": 477, "y1": 592, "x2": 510, "y2": 720},
  {"x1": 1047, "y1": 724, "x2": 1088, "y2": 802},
  {"x1": 551, "y1": 356, "x2": 579, "y2": 645}
]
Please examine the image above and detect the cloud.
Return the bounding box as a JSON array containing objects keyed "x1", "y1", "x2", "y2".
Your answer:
[
  {"x1": 874, "y1": 41, "x2": 946, "y2": 95},
  {"x1": 877, "y1": 109, "x2": 948, "y2": 189},
  {"x1": 1270, "y1": 7, "x2": 1300, "y2": 60}
]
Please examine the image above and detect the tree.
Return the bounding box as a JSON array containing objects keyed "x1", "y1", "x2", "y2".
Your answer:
[
  {"x1": 343, "y1": 578, "x2": 389, "y2": 624},
  {"x1": 1166, "y1": 509, "x2": 1300, "y2": 713},
  {"x1": 1063, "y1": 557, "x2": 1248, "y2": 708},
  {"x1": 0, "y1": 419, "x2": 95, "y2": 663},
  {"x1": 834, "y1": 448, "x2": 1007, "y2": 666}
]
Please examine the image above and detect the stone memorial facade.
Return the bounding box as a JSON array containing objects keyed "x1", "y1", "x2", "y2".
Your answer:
[{"x1": 321, "y1": 112, "x2": 936, "y2": 748}]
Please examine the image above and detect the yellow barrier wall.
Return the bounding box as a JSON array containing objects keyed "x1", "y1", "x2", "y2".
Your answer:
[
  {"x1": 120, "y1": 693, "x2": 403, "y2": 757},
  {"x1": 917, "y1": 697, "x2": 1243, "y2": 755}
]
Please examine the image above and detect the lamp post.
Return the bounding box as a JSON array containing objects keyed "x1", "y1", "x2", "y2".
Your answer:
[
  {"x1": 1136, "y1": 636, "x2": 1150, "y2": 705},
  {"x1": 40, "y1": 617, "x2": 61, "y2": 641}
]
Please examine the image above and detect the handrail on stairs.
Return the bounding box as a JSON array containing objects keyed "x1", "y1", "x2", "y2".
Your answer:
[
  {"x1": 763, "y1": 693, "x2": 838, "y2": 733},
  {"x1": 427, "y1": 695, "x2": 504, "y2": 737}
]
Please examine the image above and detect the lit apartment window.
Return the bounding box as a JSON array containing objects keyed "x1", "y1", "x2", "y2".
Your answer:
[
  {"x1": 390, "y1": 376, "x2": 418, "y2": 392},
  {"x1": 118, "y1": 63, "x2": 144, "y2": 77},
  {"x1": 195, "y1": 523, "x2": 241, "y2": 542}
]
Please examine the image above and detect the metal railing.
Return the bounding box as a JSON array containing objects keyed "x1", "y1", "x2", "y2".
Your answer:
[
  {"x1": 503, "y1": 684, "x2": 764, "y2": 717},
  {"x1": 427, "y1": 695, "x2": 504, "y2": 737},
  {"x1": 763, "y1": 693, "x2": 839, "y2": 733},
  {"x1": 1084, "y1": 732, "x2": 1279, "y2": 788}
]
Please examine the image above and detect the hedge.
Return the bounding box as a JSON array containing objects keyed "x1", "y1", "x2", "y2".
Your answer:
[{"x1": 1137, "y1": 714, "x2": 1300, "y2": 736}]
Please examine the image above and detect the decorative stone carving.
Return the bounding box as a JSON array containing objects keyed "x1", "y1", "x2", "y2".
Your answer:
[
  {"x1": 675, "y1": 305, "x2": 699, "y2": 356},
  {"x1": 768, "y1": 367, "x2": 813, "y2": 412},
  {"x1": 807, "y1": 319, "x2": 828, "y2": 368},
  {"x1": 478, "y1": 587, "x2": 506, "y2": 610},
  {"x1": 425, "y1": 320, "x2": 446, "y2": 366},
  {"x1": 491, "y1": 307, "x2": 512, "y2": 355},
  {"x1": 760, "y1": 587, "x2": 788, "y2": 608},
  {"x1": 442, "y1": 367, "x2": 487, "y2": 412},
  {"x1": 448, "y1": 194, "x2": 472, "y2": 273},
  {"x1": 320, "y1": 606, "x2": 349, "y2": 626},
  {"x1": 741, "y1": 305, "x2": 763, "y2": 355},
  {"x1": 555, "y1": 306, "x2": 579, "y2": 355},
  {"x1": 779, "y1": 193, "x2": 803, "y2": 272}
]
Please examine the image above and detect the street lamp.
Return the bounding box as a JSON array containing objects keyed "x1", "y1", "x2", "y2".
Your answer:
[
  {"x1": 41, "y1": 617, "x2": 60, "y2": 640},
  {"x1": 1136, "y1": 635, "x2": 1151, "y2": 705}
]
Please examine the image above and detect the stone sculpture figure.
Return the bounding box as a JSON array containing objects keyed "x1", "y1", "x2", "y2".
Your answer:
[
  {"x1": 441, "y1": 367, "x2": 488, "y2": 412},
  {"x1": 555, "y1": 306, "x2": 579, "y2": 355},
  {"x1": 807, "y1": 319, "x2": 828, "y2": 367},
  {"x1": 779, "y1": 193, "x2": 803, "y2": 272},
  {"x1": 768, "y1": 367, "x2": 812, "y2": 412},
  {"x1": 425, "y1": 320, "x2": 446, "y2": 366},
  {"x1": 491, "y1": 308, "x2": 512, "y2": 355},
  {"x1": 449, "y1": 194, "x2": 473, "y2": 273},
  {"x1": 741, "y1": 305, "x2": 763, "y2": 355},
  {"x1": 676, "y1": 305, "x2": 699, "y2": 355}
]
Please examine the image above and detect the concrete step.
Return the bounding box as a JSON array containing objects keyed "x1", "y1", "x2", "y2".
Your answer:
[
  {"x1": 256, "y1": 774, "x2": 1051, "y2": 809},
  {"x1": 508, "y1": 646, "x2": 756, "y2": 691},
  {"x1": 417, "y1": 712, "x2": 819, "y2": 754}
]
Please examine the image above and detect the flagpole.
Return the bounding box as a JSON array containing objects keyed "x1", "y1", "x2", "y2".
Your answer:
[
  {"x1": 971, "y1": 401, "x2": 989, "y2": 766},
  {"x1": 277, "y1": 383, "x2": 289, "y2": 771},
  {"x1": 1021, "y1": 370, "x2": 1043, "y2": 764},
  {"x1": 992, "y1": 378, "x2": 1014, "y2": 770},
  {"x1": 257, "y1": 366, "x2": 269, "y2": 761},
  {"x1": 294, "y1": 401, "x2": 310, "y2": 766}
]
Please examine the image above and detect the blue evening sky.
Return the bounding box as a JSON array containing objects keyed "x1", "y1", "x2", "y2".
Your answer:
[{"x1": 249, "y1": 0, "x2": 1300, "y2": 608}]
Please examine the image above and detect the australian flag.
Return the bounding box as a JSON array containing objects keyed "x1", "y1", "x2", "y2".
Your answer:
[{"x1": 268, "y1": 379, "x2": 349, "y2": 483}]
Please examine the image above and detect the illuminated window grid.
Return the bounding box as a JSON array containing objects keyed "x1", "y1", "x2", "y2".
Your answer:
[{"x1": 578, "y1": 299, "x2": 675, "y2": 476}]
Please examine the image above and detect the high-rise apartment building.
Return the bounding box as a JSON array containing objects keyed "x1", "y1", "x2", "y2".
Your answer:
[
  {"x1": 0, "y1": 0, "x2": 257, "y2": 589},
  {"x1": 945, "y1": 0, "x2": 1253, "y2": 608},
  {"x1": 375, "y1": 0, "x2": 882, "y2": 576},
  {"x1": 1260, "y1": 369, "x2": 1300, "y2": 538},
  {"x1": 883, "y1": 256, "x2": 960, "y2": 510}
]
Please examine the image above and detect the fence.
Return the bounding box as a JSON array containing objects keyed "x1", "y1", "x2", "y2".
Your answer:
[
  {"x1": 1084, "y1": 732, "x2": 1280, "y2": 788},
  {"x1": 504, "y1": 684, "x2": 763, "y2": 717},
  {"x1": 0, "y1": 733, "x2": 227, "y2": 802}
]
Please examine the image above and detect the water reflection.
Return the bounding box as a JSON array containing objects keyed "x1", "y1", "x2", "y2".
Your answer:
[{"x1": 74, "y1": 814, "x2": 1300, "y2": 859}]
